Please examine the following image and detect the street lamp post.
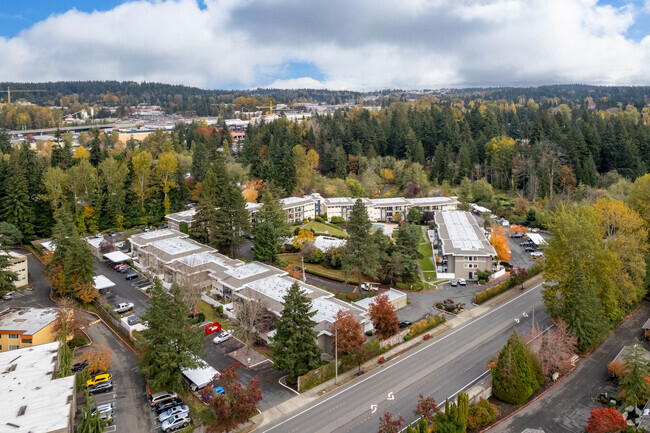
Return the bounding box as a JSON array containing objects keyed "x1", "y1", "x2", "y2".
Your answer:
[{"x1": 335, "y1": 326, "x2": 338, "y2": 384}]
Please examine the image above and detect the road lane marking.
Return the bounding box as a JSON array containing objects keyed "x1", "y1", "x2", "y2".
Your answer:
[
  {"x1": 370, "y1": 404, "x2": 377, "y2": 414},
  {"x1": 262, "y1": 282, "x2": 545, "y2": 432}
]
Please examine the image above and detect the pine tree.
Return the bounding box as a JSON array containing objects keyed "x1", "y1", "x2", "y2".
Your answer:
[
  {"x1": 491, "y1": 328, "x2": 542, "y2": 404},
  {"x1": 139, "y1": 281, "x2": 204, "y2": 390},
  {"x1": 341, "y1": 199, "x2": 380, "y2": 288},
  {"x1": 0, "y1": 249, "x2": 18, "y2": 298},
  {"x1": 2, "y1": 162, "x2": 35, "y2": 239},
  {"x1": 214, "y1": 181, "x2": 251, "y2": 257},
  {"x1": 619, "y1": 343, "x2": 650, "y2": 407},
  {"x1": 190, "y1": 140, "x2": 209, "y2": 182},
  {"x1": 253, "y1": 221, "x2": 278, "y2": 264},
  {"x1": 270, "y1": 282, "x2": 322, "y2": 379},
  {"x1": 257, "y1": 189, "x2": 290, "y2": 237}
]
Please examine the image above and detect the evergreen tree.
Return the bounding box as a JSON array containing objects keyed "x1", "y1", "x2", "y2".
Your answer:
[
  {"x1": 430, "y1": 143, "x2": 449, "y2": 183},
  {"x1": 78, "y1": 391, "x2": 108, "y2": 433},
  {"x1": 491, "y1": 328, "x2": 542, "y2": 404},
  {"x1": 257, "y1": 189, "x2": 291, "y2": 237},
  {"x1": 270, "y1": 282, "x2": 322, "y2": 379},
  {"x1": 2, "y1": 162, "x2": 35, "y2": 239},
  {"x1": 190, "y1": 169, "x2": 219, "y2": 245},
  {"x1": 214, "y1": 181, "x2": 251, "y2": 257},
  {"x1": 619, "y1": 343, "x2": 650, "y2": 407},
  {"x1": 0, "y1": 248, "x2": 18, "y2": 298},
  {"x1": 139, "y1": 281, "x2": 204, "y2": 390},
  {"x1": 253, "y1": 221, "x2": 278, "y2": 264},
  {"x1": 191, "y1": 140, "x2": 209, "y2": 182},
  {"x1": 394, "y1": 223, "x2": 421, "y2": 281},
  {"x1": 341, "y1": 199, "x2": 380, "y2": 288}
]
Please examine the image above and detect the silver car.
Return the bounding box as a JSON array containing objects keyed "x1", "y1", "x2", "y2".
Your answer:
[
  {"x1": 158, "y1": 405, "x2": 189, "y2": 423},
  {"x1": 161, "y1": 413, "x2": 190, "y2": 432},
  {"x1": 450, "y1": 279, "x2": 458, "y2": 287}
]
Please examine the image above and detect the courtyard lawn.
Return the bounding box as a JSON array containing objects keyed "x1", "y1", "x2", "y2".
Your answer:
[
  {"x1": 301, "y1": 221, "x2": 347, "y2": 238},
  {"x1": 422, "y1": 271, "x2": 437, "y2": 282},
  {"x1": 417, "y1": 242, "x2": 436, "y2": 272},
  {"x1": 280, "y1": 253, "x2": 360, "y2": 283}
]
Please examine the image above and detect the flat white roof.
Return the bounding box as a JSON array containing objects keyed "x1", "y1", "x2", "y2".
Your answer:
[
  {"x1": 281, "y1": 196, "x2": 312, "y2": 206},
  {"x1": 103, "y1": 251, "x2": 131, "y2": 263},
  {"x1": 246, "y1": 202, "x2": 263, "y2": 211},
  {"x1": 0, "y1": 342, "x2": 75, "y2": 433},
  {"x1": 139, "y1": 229, "x2": 176, "y2": 240},
  {"x1": 310, "y1": 297, "x2": 349, "y2": 324},
  {"x1": 40, "y1": 241, "x2": 55, "y2": 251},
  {"x1": 175, "y1": 251, "x2": 234, "y2": 268},
  {"x1": 224, "y1": 262, "x2": 270, "y2": 280},
  {"x1": 471, "y1": 204, "x2": 492, "y2": 214},
  {"x1": 150, "y1": 238, "x2": 202, "y2": 256},
  {"x1": 93, "y1": 275, "x2": 115, "y2": 290},
  {"x1": 0, "y1": 308, "x2": 58, "y2": 335},
  {"x1": 314, "y1": 236, "x2": 346, "y2": 252},
  {"x1": 442, "y1": 212, "x2": 484, "y2": 251},
  {"x1": 407, "y1": 196, "x2": 458, "y2": 204},
  {"x1": 325, "y1": 197, "x2": 355, "y2": 205},
  {"x1": 526, "y1": 233, "x2": 546, "y2": 245},
  {"x1": 182, "y1": 358, "x2": 219, "y2": 389},
  {"x1": 86, "y1": 237, "x2": 104, "y2": 249},
  {"x1": 370, "y1": 197, "x2": 409, "y2": 206},
  {"x1": 353, "y1": 288, "x2": 407, "y2": 310},
  {"x1": 168, "y1": 209, "x2": 197, "y2": 219},
  {"x1": 247, "y1": 275, "x2": 313, "y2": 303}
]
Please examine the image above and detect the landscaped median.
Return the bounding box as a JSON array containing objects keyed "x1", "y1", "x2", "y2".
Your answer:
[{"x1": 474, "y1": 263, "x2": 544, "y2": 304}]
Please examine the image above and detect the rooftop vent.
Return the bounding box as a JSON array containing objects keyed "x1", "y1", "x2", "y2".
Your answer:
[{"x1": 17, "y1": 406, "x2": 26, "y2": 416}]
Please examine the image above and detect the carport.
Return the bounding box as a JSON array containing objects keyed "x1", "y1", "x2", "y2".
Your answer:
[
  {"x1": 103, "y1": 251, "x2": 131, "y2": 264},
  {"x1": 93, "y1": 275, "x2": 115, "y2": 293},
  {"x1": 526, "y1": 233, "x2": 546, "y2": 246},
  {"x1": 182, "y1": 359, "x2": 220, "y2": 391}
]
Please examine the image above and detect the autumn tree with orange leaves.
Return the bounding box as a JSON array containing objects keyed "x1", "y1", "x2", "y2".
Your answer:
[
  {"x1": 331, "y1": 309, "x2": 365, "y2": 359},
  {"x1": 584, "y1": 408, "x2": 627, "y2": 433},
  {"x1": 293, "y1": 230, "x2": 315, "y2": 249},
  {"x1": 490, "y1": 225, "x2": 511, "y2": 262},
  {"x1": 242, "y1": 179, "x2": 263, "y2": 203},
  {"x1": 78, "y1": 343, "x2": 113, "y2": 373},
  {"x1": 368, "y1": 294, "x2": 399, "y2": 339}
]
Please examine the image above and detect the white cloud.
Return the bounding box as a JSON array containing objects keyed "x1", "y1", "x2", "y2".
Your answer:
[{"x1": 0, "y1": 0, "x2": 648, "y2": 90}]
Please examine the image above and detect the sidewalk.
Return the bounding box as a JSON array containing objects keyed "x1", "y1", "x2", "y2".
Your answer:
[{"x1": 251, "y1": 273, "x2": 545, "y2": 430}]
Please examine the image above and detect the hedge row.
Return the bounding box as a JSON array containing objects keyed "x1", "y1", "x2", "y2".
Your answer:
[
  {"x1": 475, "y1": 263, "x2": 544, "y2": 304},
  {"x1": 405, "y1": 313, "x2": 446, "y2": 340}
]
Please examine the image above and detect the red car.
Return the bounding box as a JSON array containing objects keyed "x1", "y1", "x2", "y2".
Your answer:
[{"x1": 203, "y1": 322, "x2": 222, "y2": 335}]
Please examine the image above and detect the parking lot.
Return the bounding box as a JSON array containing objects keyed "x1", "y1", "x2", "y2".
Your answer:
[{"x1": 95, "y1": 257, "x2": 152, "y2": 319}]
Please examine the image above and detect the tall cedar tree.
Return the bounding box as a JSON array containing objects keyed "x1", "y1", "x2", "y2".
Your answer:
[
  {"x1": 368, "y1": 294, "x2": 399, "y2": 339},
  {"x1": 491, "y1": 328, "x2": 543, "y2": 405},
  {"x1": 270, "y1": 282, "x2": 322, "y2": 378},
  {"x1": 584, "y1": 408, "x2": 627, "y2": 433},
  {"x1": 394, "y1": 223, "x2": 421, "y2": 281},
  {"x1": 619, "y1": 343, "x2": 650, "y2": 407},
  {"x1": 562, "y1": 268, "x2": 608, "y2": 352},
  {"x1": 190, "y1": 169, "x2": 219, "y2": 245},
  {"x1": 341, "y1": 199, "x2": 380, "y2": 288},
  {"x1": 2, "y1": 161, "x2": 35, "y2": 239},
  {"x1": 257, "y1": 189, "x2": 291, "y2": 237},
  {"x1": 199, "y1": 364, "x2": 262, "y2": 432},
  {"x1": 253, "y1": 221, "x2": 278, "y2": 264},
  {"x1": 331, "y1": 309, "x2": 364, "y2": 358},
  {"x1": 139, "y1": 280, "x2": 204, "y2": 390},
  {"x1": 0, "y1": 248, "x2": 18, "y2": 297},
  {"x1": 214, "y1": 181, "x2": 252, "y2": 257}
]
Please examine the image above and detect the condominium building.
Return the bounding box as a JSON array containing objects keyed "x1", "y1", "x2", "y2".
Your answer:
[
  {"x1": 280, "y1": 196, "x2": 317, "y2": 223},
  {"x1": 0, "y1": 308, "x2": 67, "y2": 352},
  {"x1": 1, "y1": 251, "x2": 28, "y2": 288},
  {"x1": 433, "y1": 211, "x2": 497, "y2": 280}
]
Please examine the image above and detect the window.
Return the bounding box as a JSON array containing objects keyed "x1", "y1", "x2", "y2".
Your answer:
[
  {"x1": 9, "y1": 345, "x2": 19, "y2": 350},
  {"x1": 8, "y1": 334, "x2": 19, "y2": 339},
  {"x1": 21, "y1": 339, "x2": 32, "y2": 344}
]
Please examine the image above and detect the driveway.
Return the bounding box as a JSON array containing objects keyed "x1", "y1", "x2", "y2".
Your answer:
[
  {"x1": 202, "y1": 335, "x2": 297, "y2": 411},
  {"x1": 1, "y1": 249, "x2": 56, "y2": 309},
  {"x1": 95, "y1": 258, "x2": 152, "y2": 318},
  {"x1": 79, "y1": 315, "x2": 156, "y2": 433},
  {"x1": 494, "y1": 301, "x2": 650, "y2": 432}
]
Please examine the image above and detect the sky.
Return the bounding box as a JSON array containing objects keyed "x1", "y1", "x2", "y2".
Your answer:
[{"x1": 1, "y1": 0, "x2": 650, "y2": 90}]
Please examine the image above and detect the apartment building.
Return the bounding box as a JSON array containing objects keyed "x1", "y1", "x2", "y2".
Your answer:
[
  {"x1": 280, "y1": 196, "x2": 317, "y2": 223},
  {"x1": 0, "y1": 308, "x2": 67, "y2": 352},
  {"x1": 1, "y1": 250, "x2": 28, "y2": 288},
  {"x1": 433, "y1": 211, "x2": 497, "y2": 280},
  {"x1": 166, "y1": 202, "x2": 264, "y2": 231},
  {"x1": 321, "y1": 196, "x2": 356, "y2": 219}
]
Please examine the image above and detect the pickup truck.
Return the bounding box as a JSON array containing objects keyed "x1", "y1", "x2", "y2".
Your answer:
[{"x1": 114, "y1": 302, "x2": 134, "y2": 314}]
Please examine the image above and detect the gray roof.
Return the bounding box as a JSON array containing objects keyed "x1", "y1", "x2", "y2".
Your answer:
[
  {"x1": 434, "y1": 211, "x2": 496, "y2": 257},
  {"x1": 219, "y1": 262, "x2": 284, "y2": 289},
  {"x1": 643, "y1": 317, "x2": 650, "y2": 330},
  {"x1": 129, "y1": 229, "x2": 187, "y2": 248},
  {"x1": 0, "y1": 308, "x2": 59, "y2": 336}
]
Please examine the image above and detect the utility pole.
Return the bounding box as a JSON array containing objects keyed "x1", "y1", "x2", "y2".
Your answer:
[
  {"x1": 335, "y1": 327, "x2": 338, "y2": 384},
  {"x1": 301, "y1": 255, "x2": 306, "y2": 282}
]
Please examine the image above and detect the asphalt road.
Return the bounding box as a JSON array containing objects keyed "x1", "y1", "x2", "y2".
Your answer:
[
  {"x1": 95, "y1": 258, "x2": 152, "y2": 319},
  {"x1": 261, "y1": 282, "x2": 550, "y2": 433},
  {"x1": 493, "y1": 301, "x2": 650, "y2": 433},
  {"x1": 81, "y1": 316, "x2": 157, "y2": 433},
  {"x1": 202, "y1": 336, "x2": 298, "y2": 411}
]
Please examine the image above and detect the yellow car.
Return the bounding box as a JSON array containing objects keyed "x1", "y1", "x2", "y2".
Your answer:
[{"x1": 86, "y1": 373, "x2": 112, "y2": 387}]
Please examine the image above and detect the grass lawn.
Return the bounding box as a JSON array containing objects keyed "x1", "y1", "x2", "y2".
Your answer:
[
  {"x1": 199, "y1": 301, "x2": 220, "y2": 323},
  {"x1": 417, "y1": 242, "x2": 436, "y2": 272},
  {"x1": 280, "y1": 253, "x2": 359, "y2": 283},
  {"x1": 301, "y1": 221, "x2": 347, "y2": 238},
  {"x1": 422, "y1": 272, "x2": 437, "y2": 282}
]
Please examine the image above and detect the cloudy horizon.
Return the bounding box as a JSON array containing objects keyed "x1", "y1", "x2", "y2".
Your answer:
[{"x1": 1, "y1": 0, "x2": 650, "y2": 91}]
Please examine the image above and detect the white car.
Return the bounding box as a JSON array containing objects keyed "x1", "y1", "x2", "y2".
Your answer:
[
  {"x1": 212, "y1": 329, "x2": 233, "y2": 344},
  {"x1": 458, "y1": 278, "x2": 467, "y2": 286},
  {"x1": 161, "y1": 413, "x2": 190, "y2": 432},
  {"x1": 158, "y1": 405, "x2": 189, "y2": 423},
  {"x1": 114, "y1": 302, "x2": 134, "y2": 314},
  {"x1": 530, "y1": 251, "x2": 544, "y2": 258}
]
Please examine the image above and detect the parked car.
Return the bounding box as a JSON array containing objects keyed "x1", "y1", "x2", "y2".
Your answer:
[
  {"x1": 212, "y1": 329, "x2": 233, "y2": 344},
  {"x1": 150, "y1": 390, "x2": 179, "y2": 407},
  {"x1": 87, "y1": 372, "x2": 112, "y2": 387},
  {"x1": 161, "y1": 414, "x2": 190, "y2": 432},
  {"x1": 113, "y1": 263, "x2": 124, "y2": 270},
  {"x1": 499, "y1": 261, "x2": 512, "y2": 268},
  {"x1": 204, "y1": 322, "x2": 222, "y2": 335},
  {"x1": 520, "y1": 241, "x2": 533, "y2": 247},
  {"x1": 158, "y1": 405, "x2": 189, "y2": 423},
  {"x1": 142, "y1": 227, "x2": 150, "y2": 232},
  {"x1": 116, "y1": 242, "x2": 125, "y2": 248},
  {"x1": 361, "y1": 282, "x2": 379, "y2": 291},
  {"x1": 109, "y1": 231, "x2": 116, "y2": 237},
  {"x1": 95, "y1": 233, "x2": 104, "y2": 238},
  {"x1": 511, "y1": 233, "x2": 524, "y2": 238},
  {"x1": 3, "y1": 291, "x2": 14, "y2": 300},
  {"x1": 214, "y1": 386, "x2": 225, "y2": 395},
  {"x1": 154, "y1": 397, "x2": 183, "y2": 414},
  {"x1": 88, "y1": 403, "x2": 113, "y2": 422},
  {"x1": 530, "y1": 251, "x2": 544, "y2": 258},
  {"x1": 125, "y1": 273, "x2": 139, "y2": 280},
  {"x1": 450, "y1": 279, "x2": 458, "y2": 287},
  {"x1": 117, "y1": 265, "x2": 129, "y2": 273},
  {"x1": 72, "y1": 360, "x2": 89, "y2": 373},
  {"x1": 114, "y1": 302, "x2": 134, "y2": 314},
  {"x1": 399, "y1": 321, "x2": 412, "y2": 329},
  {"x1": 458, "y1": 278, "x2": 467, "y2": 286},
  {"x1": 88, "y1": 381, "x2": 113, "y2": 395}
]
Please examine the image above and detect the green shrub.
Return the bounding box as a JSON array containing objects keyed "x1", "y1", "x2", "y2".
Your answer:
[
  {"x1": 395, "y1": 281, "x2": 436, "y2": 292},
  {"x1": 330, "y1": 216, "x2": 346, "y2": 225},
  {"x1": 298, "y1": 361, "x2": 337, "y2": 392},
  {"x1": 216, "y1": 305, "x2": 223, "y2": 314},
  {"x1": 467, "y1": 398, "x2": 498, "y2": 430},
  {"x1": 365, "y1": 330, "x2": 373, "y2": 336},
  {"x1": 315, "y1": 216, "x2": 325, "y2": 223},
  {"x1": 408, "y1": 314, "x2": 446, "y2": 338},
  {"x1": 475, "y1": 263, "x2": 544, "y2": 304}
]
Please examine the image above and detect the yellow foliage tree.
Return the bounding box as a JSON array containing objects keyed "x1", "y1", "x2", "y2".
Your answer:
[
  {"x1": 490, "y1": 225, "x2": 511, "y2": 262},
  {"x1": 73, "y1": 146, "x2": 90, "y2": 159},
  {"x1": 293, "y1": 230, "x2": 315, "y2": 249},
  {"x1": 242, "y1": 179, "x2": 263, "y2": 203},
  {"x1": 79, "y1": 343, "x2": 113, "y2": 373},
  {"x1": 380, "y1": 168, "x2": 395, "y2": 183}
]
